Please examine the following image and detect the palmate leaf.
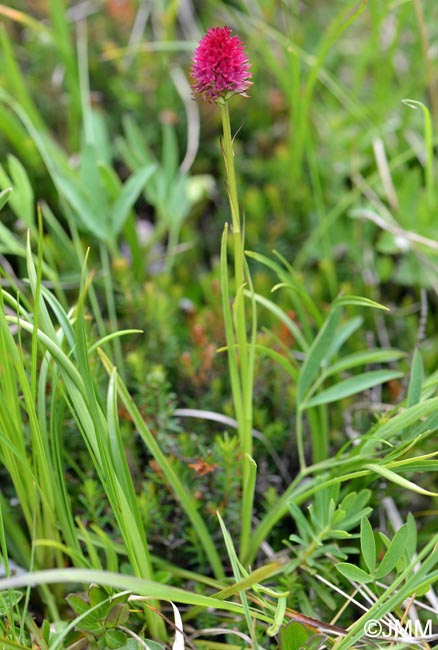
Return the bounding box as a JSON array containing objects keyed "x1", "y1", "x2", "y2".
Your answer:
[
  {"x1": 339, "y1": 490, "x2": 371, "y2": 530},
  {"x1": 56, "y1": 161, "x2": 156, "y2": 242},
  {"x1": 304, "y1": 370, "x2": 403, "y2": 407}
]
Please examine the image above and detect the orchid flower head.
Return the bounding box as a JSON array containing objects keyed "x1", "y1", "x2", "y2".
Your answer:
[{"x1": 191, "y1": 26, "x2": 252, "y2": 103}]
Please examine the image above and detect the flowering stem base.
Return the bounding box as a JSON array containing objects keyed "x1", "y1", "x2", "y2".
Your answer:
[
  {"x1": 192, "y1": 24, "x2": 255, "y2": 563},
  {"x1": 219, "y1": 101, "x2": 255, "y2": 562}
]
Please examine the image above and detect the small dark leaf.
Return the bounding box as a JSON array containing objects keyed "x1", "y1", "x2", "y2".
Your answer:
[
  {"x1": 0, "y1": 590, "x2": 23, "y2": 615},
  {"x1": 88, "y1": 584, "x2": 109, "y2": 609},
  {"x1": 66, "y1": 637, "x2": 89, "y2": 650},
  {"x1": 105, "y1": 603, "x2": 130, "y2": 628},
  {"x1": 105, "y1": 628, "x2": 128, "y2": 648},
  {"x1": 66, "y1": 594, "x2": 90, "y2": 617}
]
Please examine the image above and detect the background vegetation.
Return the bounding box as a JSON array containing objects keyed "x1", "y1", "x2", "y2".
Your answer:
[{"x1": 0, "y1": 1, "x2": 438, "y2": 648}]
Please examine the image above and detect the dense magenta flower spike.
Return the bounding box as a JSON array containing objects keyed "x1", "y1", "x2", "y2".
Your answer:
[{"x1": 191, "y1": 26, "x2": 252, "y2": 103}]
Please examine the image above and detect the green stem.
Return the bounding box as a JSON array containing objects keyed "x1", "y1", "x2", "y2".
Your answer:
[
  {"x1": 99, "y1": 243, "x2": 125, "y2": 380},
  {"x1": 296, "y1": 409, "x2": 306, "y2": 471},
  {"x1": 220, "y1": 101, "x2": 241, "y2": 234},
  {"x1": 219, "y1": 100, "x2": 254, "y2": 562}
]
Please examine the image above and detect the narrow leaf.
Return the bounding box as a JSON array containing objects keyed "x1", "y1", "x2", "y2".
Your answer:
[
  {"x1": 297, "y1": 306, "x2": 342, "y2": 403},
  {"x1": 247, "y1": 291, "x2": 309, "y2": 351},
  {"x1": 217, "y1": 512, "x2": 255, "y2": 645},
  {"x1": 323, "y1": 316, "x2": 363, "y2": 365},
  {"x1": 360, "y1": 517, "x2": 376, "y2": 574},
  {"x1": 326, "y1": 349, "x2": 405, "y2": 377},
  {"x1": 111, "y1": 164, "x2": 157, "y2": 237},
  {"x1": 98, "y1": 161, "x2": 122, "y2": 200},
  {"x1": 365, "y1": 463, "x2": 438, "y2": 496},
  {"x1": 55, "y1": 174, "x2": 107, "y2": 239},
  {"x1": 7, "y1": 154, "x2": 34, "y2": 227},
  {"x1": 288, "y1": 502, "x2": 316, "y2": 545},
  {"x1": 304, "y1": 370, "x2": 403, "y2": 408},
  {"x1": 0, "y1": 186, "x2": 12, "y2": 210},
  {"x1": 335, "y1": 295, "x2": 389, "y2": 311},
  {"x1": 405, "y1": 512, "x2": 417, "y2": 559},
  {"x1": 361, "y1": 398, "x2": 438, "y2": 452},
  {"x1": 336, "y1": 563, "x2": 373, "y2": 584},
  {"x1": 375, "y1": 524, "x2": 408, "y2": 579},
  {"x1": 407, "y1": 348, "x2": 423, "y2": 407}
]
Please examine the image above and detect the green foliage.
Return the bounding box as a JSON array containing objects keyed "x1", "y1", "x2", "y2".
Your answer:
[
  {"x1": 65, "y1": 586, "x2": 131, "y2": 649},
  {"x1": 55, "y1": 143, "x2": 157, "y2": 245},
  {"x1": 0, "y1": 2, "x2": 438, "y2": 649},
  {"x1": 118, "y1": 114, "x2": 214, "y2": 271},
  {"x1": 337, "y1": 520, "x2": 409, "y2": 584}
]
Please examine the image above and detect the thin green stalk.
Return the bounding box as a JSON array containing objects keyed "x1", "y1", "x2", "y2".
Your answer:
[
  {"x1": 98, "y1": 348, "x2": 225, "y2": 581},
  {"x1": 220, "y1": 226, "x2": 244, "y2": 429},
  {"x1": 219, "y1": 99, "x2": 255, "y2": 561},
  {"x1": 413, "y1": 0, "x2": 438, "y2": 128},
  {"x1": 0, "y1": 25, "x2": 44, "y2": 131},
  {"x1": 49, "y1": 0, "x2": 81, "y2": 148},
  {"x1": 309, "y1": 405, "x2": 329, "y2": 464},
  {"x1": 296, "y1": 409, "x2": 306, "y2": 471},
  {"x1": 99, "y1": 242, "x2": 125, "y2": 378},
  {"x1": 66, "y1": 215, "x2": 107, "y2": 340},
  {"x1": 306, "y1": 135, "x2": 337, "y2": 299},
  {"x1": 219, "y1": 101, "x2": 241, "y2": 234},
  {"x1": 402, "y1": 99, "x2": 435, "y2": 211},
  {"x1": 289, "y1": 0, "x2": 369, "y2": 188},
  {"x1": 70, "y1": 271, "x2": 164, "y2": 639}
]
